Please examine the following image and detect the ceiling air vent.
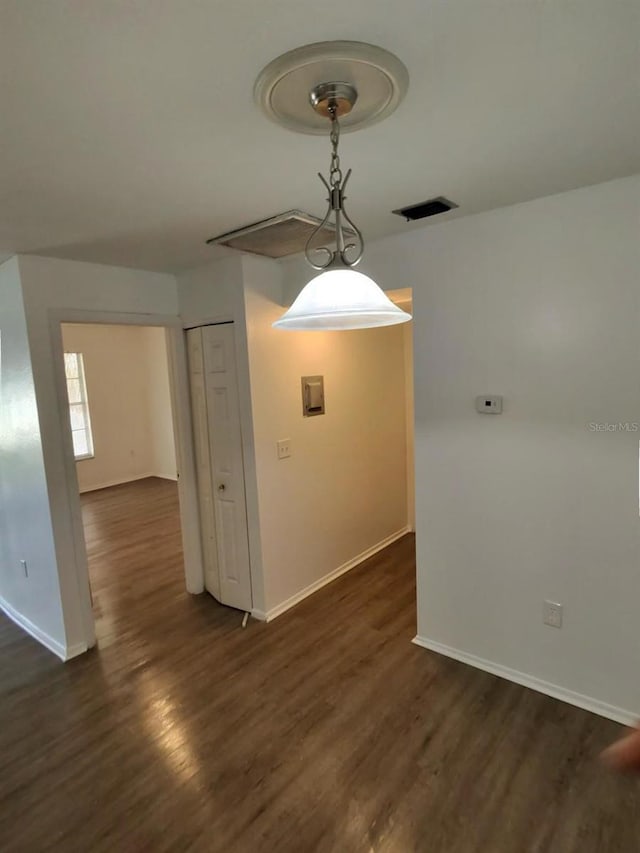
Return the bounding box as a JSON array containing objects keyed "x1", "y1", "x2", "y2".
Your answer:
[
  {"x1": 392, "y1": 196, "x2": 458, "y2": 222},
  {"x1": 206, "y1": 210, "x2": 354, "y2": 259}
]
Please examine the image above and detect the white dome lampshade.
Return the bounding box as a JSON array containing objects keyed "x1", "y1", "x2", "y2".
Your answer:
[{"x1": 272, "y1": 268, "x2": 412, "y2": 331}]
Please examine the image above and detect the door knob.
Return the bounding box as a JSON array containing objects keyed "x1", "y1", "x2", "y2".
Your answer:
[{"x1": 218, "y1": 483, "x2": 226, "y2": 492}]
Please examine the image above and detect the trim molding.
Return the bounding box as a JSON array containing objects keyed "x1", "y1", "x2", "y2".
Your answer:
[
  {"x1": 255, "y1": 526, "x2": 411, "y2": 623},
  {"x1": 65, "y1": 641, "x2": 89, "y2": 660},
  {"x1": 0, "y1": 595, "x2": 67, "y2": 661},
  {"x1": 250, "y1": 609, "x2": 268, "y2": 622},
  {"x1": 413, "y1": 635, "x2": 638, "y2": 727},
  {"x1": 79, "y1": 472, "x2": 177, "y2": 494}
]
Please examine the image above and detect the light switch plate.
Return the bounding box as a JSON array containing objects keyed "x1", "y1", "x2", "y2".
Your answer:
[
  {"x1": 543, "y1": 600, "x2": 563, "y2": 628},
  {"x1": 277, "y1": 439, "x2": 292, "y2": 460}
]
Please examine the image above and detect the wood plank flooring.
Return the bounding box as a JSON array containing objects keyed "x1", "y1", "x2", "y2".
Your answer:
[{"x1": 0, "y1": 477, "x2": 638, "y2": 852}]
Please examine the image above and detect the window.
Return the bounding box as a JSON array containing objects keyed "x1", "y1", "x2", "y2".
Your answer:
[{"x1": 64, "y1": 352, "x2": 94, "y2": 460}]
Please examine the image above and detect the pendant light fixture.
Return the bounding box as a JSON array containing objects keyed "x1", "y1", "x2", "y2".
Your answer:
[{"x1": 254, "y1": 42, "x2": 412, "y2": 331}]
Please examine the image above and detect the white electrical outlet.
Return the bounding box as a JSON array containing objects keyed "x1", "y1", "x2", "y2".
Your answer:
[
  {"x1": 543, "y1": 600, "x2": 563, "y2": 628},
  {"x1": 277, "y1": 439, "x2": 292, "y2": 460},
  {"x1": 20, "y1": 559, "x2": 28, "y2": 578}
]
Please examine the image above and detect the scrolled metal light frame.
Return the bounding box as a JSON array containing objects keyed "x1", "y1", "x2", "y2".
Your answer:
[{"x1": 304, "y1": 99, "x2": 365, "y2": 271}]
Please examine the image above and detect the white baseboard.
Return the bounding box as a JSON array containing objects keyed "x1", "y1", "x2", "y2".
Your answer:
[
  {"x1": 250, "y1": 609, "x2": 268, "y2": 622},
  {"x1": 65, "y1": 641, "x2": 89, "y2": 659},
  {"x1": 413, "y1": 635, "x2": 637, "y2": 727},
  {"x1": 154, "y1": 473, "x2": 179, "y2": 483},
  {"x1": 79, "y1": 471, "x2": 177, "y2": 493},
  {"x1": 256, "y1": 526, "x2": 411, "y2": 623},
  {"x1": 0, "y1": 595, "x2": 67, "y2": 661}
]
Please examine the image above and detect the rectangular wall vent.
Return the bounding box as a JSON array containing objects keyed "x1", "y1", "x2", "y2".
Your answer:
[
  {"x1": 206, "y1": 210, "x2": 354, "y2": 259},
  {"x1": 392, "y1": 196, "x2": 458, "y2": 222}
]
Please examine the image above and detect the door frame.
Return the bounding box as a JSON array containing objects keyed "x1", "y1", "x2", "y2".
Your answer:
[{"x1": 49, "y1": 308, "x2": 204, "y2": 652}]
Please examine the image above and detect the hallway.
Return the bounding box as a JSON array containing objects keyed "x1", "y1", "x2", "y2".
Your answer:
[{"x1": 0, "y1": 479, "x2": 637, "y2": 851}]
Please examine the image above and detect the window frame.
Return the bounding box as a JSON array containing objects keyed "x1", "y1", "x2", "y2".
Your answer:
[{"x1": 64, "y1": 351, "x2": 95, "y2": 462}]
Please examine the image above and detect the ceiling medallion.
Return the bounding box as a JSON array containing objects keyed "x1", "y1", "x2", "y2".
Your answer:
[{"x1": 254, "y1": 40, "x2": 409, "y2": 135}]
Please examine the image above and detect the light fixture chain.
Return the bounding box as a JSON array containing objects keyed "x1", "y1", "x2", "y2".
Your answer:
[{"x1": 329, "y1": 108, "x2": 342, "y2": 188}]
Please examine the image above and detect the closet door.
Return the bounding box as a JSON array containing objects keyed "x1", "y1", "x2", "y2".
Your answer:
[
  {"x1": 187, "y1": 324, "x2": 252, "y2": 612},
  {"x1": 187, "y1": 328, "x2": 220, "y2": 601}
]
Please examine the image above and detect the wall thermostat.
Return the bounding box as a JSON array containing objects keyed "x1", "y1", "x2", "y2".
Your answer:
[{"x1": 475, "y1": 395, "x2": 503, "y2": 414}]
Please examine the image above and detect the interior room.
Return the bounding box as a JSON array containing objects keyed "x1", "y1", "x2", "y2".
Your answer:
[
  {"x1": 0, "y1": 2, "x2": 638, "y2": 850},
  {"x1": 60, "y1": 323, "x2": 183, "y2": 644}
]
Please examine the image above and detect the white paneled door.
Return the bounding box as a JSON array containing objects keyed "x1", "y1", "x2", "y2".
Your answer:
[{"x1": 187, "y1": 324, "x2": 252, "y2": 612}]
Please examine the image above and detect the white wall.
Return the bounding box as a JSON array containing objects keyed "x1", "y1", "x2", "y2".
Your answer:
[
  {"x1": 178, "y1": 255, "x2": 241, "y2": 327},
  {"x1": 241, "y1": 255, "x2": 409, "y2": 616},
  {"x1": 0, "y1": 257, "x2": 67, "y2": 655},
  {"x1": 351, "y1": 175, "x2": 640, "y2": 722},
  {"x1": 60, "y1": 323, "x2": 176, "y2": 491}
]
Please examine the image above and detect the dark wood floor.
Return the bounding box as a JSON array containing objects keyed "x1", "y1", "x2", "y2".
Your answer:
[{"x1": 0, "y1": 477, "x2": 638, "y2": 852}]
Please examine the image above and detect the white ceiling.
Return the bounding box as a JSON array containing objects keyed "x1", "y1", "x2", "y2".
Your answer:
[{"x1": 0, "y1": 0, "x2": 638, "y2": 273}]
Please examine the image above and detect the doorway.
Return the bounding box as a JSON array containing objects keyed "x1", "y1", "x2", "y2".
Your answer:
[{"x1": 60, "y1": 322, "x2": 188, "y2": 643}]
